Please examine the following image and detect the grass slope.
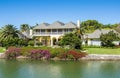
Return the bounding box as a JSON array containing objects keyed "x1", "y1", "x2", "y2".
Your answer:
[
  {"x1": 0, "y1": 47, "x2": 6, "y2": 53},
  {"x1": 86, "y1": 48, "x2": 120, "y2": 55}
]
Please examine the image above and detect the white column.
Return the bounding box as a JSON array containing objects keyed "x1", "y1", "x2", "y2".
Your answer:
[
  {"x1": 77, "y1": 20, "x2": 80, "y2": 28},
  {"x1": 57, "y1": 29, "x2": 58, "y2": 34},
  {"x1": 88, "y1": 39, "x2": 91, "y2": 46},
  {"x1": 30, "y1": 29, "x2": 33, "y2": 36},
  {"x1": 50, "y1": 37, "x2": 53, "y2": 46},
  {"x1": 51, "y1": 29, "x2": 52, "y2": 34},
  {"x1": 62, "y1": 29, "x2": 64, "y2": 34},
  {"x1": 56, "y1": 37, "x2": 58, "y2": 42},
  {"x1": 40, "y1": 37, "x2": 42, "y2": 42},
  {"x1": 40, "y1": 29, "x2": 41, "y2": 34}
]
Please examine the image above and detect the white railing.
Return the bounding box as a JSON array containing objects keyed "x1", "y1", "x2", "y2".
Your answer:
[{"x1": 33, "y1": 32, "x2": 69, "y2": 35}]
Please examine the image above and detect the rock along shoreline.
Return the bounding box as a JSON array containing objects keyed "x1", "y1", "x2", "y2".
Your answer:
[
  {"x1": 80, "y1": 54, "x2": 120, "y2": 61},
  {"x1": 1, "y1": 53, "x2": 120, "y2": 61}
]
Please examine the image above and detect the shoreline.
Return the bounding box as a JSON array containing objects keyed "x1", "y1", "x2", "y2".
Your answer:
[
  {"x1": 1, "y1": 53, "x2": 120, "y2": 61},
  {"x1": 80, "y1": 54, "x2": 120, "y2": 61}
]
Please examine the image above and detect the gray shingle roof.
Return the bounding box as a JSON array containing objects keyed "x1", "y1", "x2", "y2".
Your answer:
[
  {"x1": 65, "y1": 22, "x2": 77, "y2": 28},
  {"x1": 85, "y1": 29, "x2": 118, "y2": 39},
  {"x1": 33, "y1": 23, "x2": 50, "y2": 29},
  {"x1": 33, "y1": 21, "x2": 77, "y2": 29}
]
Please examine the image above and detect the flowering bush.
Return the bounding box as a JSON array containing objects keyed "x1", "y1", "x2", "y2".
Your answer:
[
  {"x1": 59, "y1": 50, "x2": 87, "y2": 60},
  {"x1": 28, "y1": 49, "x2": 50, "y2": 60},
  {"x1": 67, "y1": 50, "x2": 87, "y2": 60},
  {"x1": 5, "y1": 47, "x2": 21, "y2": 59}
]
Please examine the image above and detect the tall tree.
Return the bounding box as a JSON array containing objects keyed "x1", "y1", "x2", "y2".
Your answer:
[
  {"x1": 115, "y1": 24, "x2": 120, "y2": 33},
  {"x1": 20, "y1": 24, "x2": 30, "y2": 32},
  {"x1": 80, "y1": 20, "x2": 103, "y2": 33},
  {"x1": 100, "y1": 31, "x2": 120, "y2": 47},
  {"x1": 59, "y1": 33, "x2": 82, "y2": 49},
  {"x1": 0, "y1": 24, "x2": 20, "y2": 47}
]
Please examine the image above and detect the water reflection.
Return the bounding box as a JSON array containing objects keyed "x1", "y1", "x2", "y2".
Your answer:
[{"x1": 0, "y1": 60, "x2": 120, "y2": 78}]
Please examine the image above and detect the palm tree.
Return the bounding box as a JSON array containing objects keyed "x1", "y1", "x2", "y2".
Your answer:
[
  {"x1": 20, "y1": 24, "x2": 30, "y2": 32},
  {"x1": 115, "y1": 24, "x2": 120, "y2": 33},
  {"x1": 72, "y1": 24, "x2": 86, "y2": 46},
  {"x1": 0, "y1": 24, "x2": 20, "y2": 47}
]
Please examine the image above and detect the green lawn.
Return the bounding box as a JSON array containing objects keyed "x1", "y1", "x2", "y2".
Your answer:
[
  {"x1": 86, "y1": 48, "x2": 120, "y2": 55},
  {"x1": 0, "y1": 47, "x2": 6, "y2": 53}
]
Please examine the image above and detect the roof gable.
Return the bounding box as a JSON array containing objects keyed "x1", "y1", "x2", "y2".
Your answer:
[
  {"x1": 33, "y1": 21, "x2": 77, "y2": 29},
  {"x1": 49, "y1": 21, "x2": 65, "y2": 27},
  {"x1": 33, "y1": 23, "x2": 50, "y2": 29},
  {"x1": 85, "y1": 29, "x2": 118, "y2": 39},
  {"x1": 65, "y1": 22, "x2": 77, "y2": 28}
]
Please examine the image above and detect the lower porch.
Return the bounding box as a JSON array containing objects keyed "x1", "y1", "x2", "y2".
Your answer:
[{"x1": 34, "y1": 36, "x2": 62, "y2": 46}]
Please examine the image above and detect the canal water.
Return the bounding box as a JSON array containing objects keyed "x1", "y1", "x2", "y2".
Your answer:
[{"x1": 0, "y1": 60, "x2": 120, "y2": 78}]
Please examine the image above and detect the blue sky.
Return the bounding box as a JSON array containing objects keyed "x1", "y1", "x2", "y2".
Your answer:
[{"x1": 0, "y1": 0, "x2": 120, "y2": 28}]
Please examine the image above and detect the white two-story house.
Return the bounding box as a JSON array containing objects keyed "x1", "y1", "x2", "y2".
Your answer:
[{"x1": 30, "y1": 21, "x2": 80, "y2": 46}]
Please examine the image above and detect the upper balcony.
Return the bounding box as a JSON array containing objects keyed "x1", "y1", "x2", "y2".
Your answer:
[{"x1": 33, "y1": 29, "x2": 74, "y2": 36}]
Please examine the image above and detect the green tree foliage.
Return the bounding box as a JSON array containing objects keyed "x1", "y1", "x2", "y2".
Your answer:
[
  {"x1": 103, "y1": 24, "x2": 119, "y2": 29},
  {"x1": 36, "y1": 42, "x2": 43, "y2": 46},
  {"x1": 0, "y1": 25, "x2": 20, "y2": 47},
  {"x1": 115, "y1": 24, "x2": 120, "y2": 33},
  {"x1": 59, "y1": 33, "x2": 82, "y2": 49},
  {"x1": 20, "y1": 24, "x2": 30, "y2": 32},
  {"x1": 0, "y1": 25, "x2": 28, "y2": 48},
  {"x1": 100, "y1": 31, "x2": 120, "y2": 47},
  {"x1": 18, "y1": 39, "x2": 28, "y2": 46},
  {"x1": 80, "y1": 20, "x2": 103, "y2": 33},
  {"x1": 28, "y1": 40, "x2": 34, "y2": 46}
]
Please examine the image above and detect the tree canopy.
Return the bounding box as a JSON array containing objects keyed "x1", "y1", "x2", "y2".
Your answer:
[
  {"x1": 80, "y1": 20, "x2": 119, "y2": 33},
  {"x1": 59, "y1": 32, "x2": 82, "y2": 49},
  {"x1": 100, "y1": 31, "x2": 120, "y2": 47},
  {"x1": 0, "y1": 24, "x2": 28, "y2": 48},
  {"x1": 20, "y1": 24, "x2": 30, "y2": 32},
  {"x1": 115, "y1": 24, "x2": 120, "y2": 33},
  {"x1": 80, "y1": 20, "x2": 103, "y2": 33}
]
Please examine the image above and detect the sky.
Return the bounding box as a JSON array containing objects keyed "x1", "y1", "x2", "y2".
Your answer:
[{"x1": 0, "y1": 0, "x2": 120, "y2": 28}]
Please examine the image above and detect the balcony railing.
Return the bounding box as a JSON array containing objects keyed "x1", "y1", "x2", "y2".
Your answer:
[{"x1": 33, "y1": 32, "x2": 70, "y2": 36}]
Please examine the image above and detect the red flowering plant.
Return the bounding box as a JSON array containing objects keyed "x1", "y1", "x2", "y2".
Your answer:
[
  {"x1": 59, "y1": 50, "x2": 87, "y2": 60},
  {"x1": 5, "y1": 47, "x2": 21, "y2": 59},
  {"x1": 67, "y1": 50, "x2": 87, "y2": 60}
]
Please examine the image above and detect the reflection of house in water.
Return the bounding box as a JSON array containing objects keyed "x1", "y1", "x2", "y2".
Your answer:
[{"x1": 30, "y1": 21, "x2": 80, "y2": 46}]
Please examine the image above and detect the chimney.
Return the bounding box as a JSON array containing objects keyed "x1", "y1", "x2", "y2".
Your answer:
[
  {"x1": 77, "y1": 20, "x2": 80, "y2": 28},
  {"x1": 30, "y1": 29, "x2": 33, "y2": 36}
]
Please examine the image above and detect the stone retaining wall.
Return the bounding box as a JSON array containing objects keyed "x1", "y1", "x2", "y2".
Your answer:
[
  {"x1": 81, "y1": 54, "x2": 120, "y2": 60},
  {"x1": 0, "y1": 53, "x2": 5, "y2": 59}
]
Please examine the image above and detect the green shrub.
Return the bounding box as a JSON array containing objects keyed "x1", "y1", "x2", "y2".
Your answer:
[
  {"x1": 28, "y1": 40, "x2": 34, "y2": 46},
  {"x1": 36, "y1": 42, "x2": 43, "y2": 46},
  {"x1": 100, "y1": 31, "x2": 120, "y2": 47},
  {"x1": 50, "y1": 48, "x2": 68, "y2": 58}
]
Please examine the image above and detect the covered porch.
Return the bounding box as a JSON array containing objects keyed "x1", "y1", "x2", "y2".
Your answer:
[{"x1": 34, "y1": 36, "x2": 62, "y2": 46}]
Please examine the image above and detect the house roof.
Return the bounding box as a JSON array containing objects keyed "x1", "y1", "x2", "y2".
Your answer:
[
  {"x1": 33, "y1": 21, "x2": 77, "y2": 29},
  {"x1": 85, "y1": 29, "x2": 118, "y2": 39},
  {"x1": 33, "y1": 23, "x2": 50, "y2": 29}
]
